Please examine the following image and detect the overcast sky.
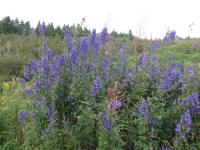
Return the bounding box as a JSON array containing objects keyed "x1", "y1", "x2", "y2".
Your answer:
[{"x1": 1, "y1": 0, "x2": 199, "y2": 39}]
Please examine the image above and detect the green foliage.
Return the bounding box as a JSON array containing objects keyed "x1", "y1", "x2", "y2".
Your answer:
[
  {"x1": 0, "y1": 80, "x2": 26, "y2": 149},
  {"x1": 45, "y1": 23, "x2": 56, "y2": 37},
  {"x1": 1, "y1": 19, "x2": 200, "y2": 149},
  {"x1": 0, "y1": 16, "x2": 14, "y2": 34}
]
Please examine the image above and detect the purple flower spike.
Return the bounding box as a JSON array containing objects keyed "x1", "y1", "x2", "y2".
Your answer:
[
  {"x1": 63, "y1": 28, "x2": 70, "y2": 43},
  {"x1": 89, "y1": 76, "x2": 102, "y2": 96},
  {"x1": 18, "y1": 109, "x2": 27, "y2": 123},
  {"x1": 117, "y1": 41, "x2": 123, "y2": 51},
  {"x1": 139, "y1": 98, "x2": 149, "y2": 119},
  {"x1": 102, "y1": 57, "x2": 109, "y2": 68},
  {"x1": 175, "y1": 123, "x2": 181, "y2": 132},
  {"x1": 100, "y1": 28, "x2": 107, "y2": 45},
  {"x1": 38, "y1": 24, "x2": 44, "y2": 36},
  {"x1": 98, "y1": 112, "x2": 111, "y2": 131}
]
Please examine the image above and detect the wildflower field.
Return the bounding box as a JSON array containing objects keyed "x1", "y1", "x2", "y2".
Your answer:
[{"x1": 1, "y1": 24, "x2": 200, "y2": 150}]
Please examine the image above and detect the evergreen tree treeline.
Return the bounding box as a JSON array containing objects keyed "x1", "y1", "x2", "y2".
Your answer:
[
  {"x1": 0, "y1": 16, "x2": 133, "y2": 38},
  {"x1": 0, "y1": 16, "x2": 31, "y2": 36}
]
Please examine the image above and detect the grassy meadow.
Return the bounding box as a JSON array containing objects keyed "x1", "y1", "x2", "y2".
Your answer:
[{"x1": 0, "y1": 26, "x2": 200, "y2": 150}]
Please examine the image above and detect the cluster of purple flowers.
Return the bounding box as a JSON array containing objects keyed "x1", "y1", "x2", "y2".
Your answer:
[
  {"x1": 175, "y1": 109, "x2": 192, "y2": 143},
  {"x1": 66, "y1": 95, "x2": 74, "y2": 102},
  {"x1": 89, "y1": 76, "x2": 102, "y2": 96},
  {"x1": 181, "y1": 109, "x2": 192, "y2": 133},
  {"x1": 63, "y1": 28, "x2": 70, "y2": 44},
  {"x1": 98, "y1": 112, "x2": 111, "y2": 131},
  {"x1": 40, "y1": 101, "x2": 57, "y2": 139},
  {"x1": 146, "y1": 52, "x2": 160, "y2": 80},
  {"x1": 163, "y1": 30, "x2": 176, "y2": 45},
  {"x1": 102, "y1": 57, "x2": 109, "y2": 68},
  {"x1": 148, "y1": 117, "x2": 159, "y2": 125},
  {"x1": 139, "y1": 98, "x2": 149, "y2": 119},
  {"x1": 38, "y1": 24, "x2": 45, "y2": 38},
  {"x1": 21, "y1": 45, "x2": 65, "y2": 95},
  {"x1": 137, "y1": 53, "x2": 150, "y2": 69},
  {"x1": 146, "y1": 41, "x2": 160, "y2": 52},
  {"x1": 150, "y1": 127, "x2": 155, "y2": 139},
  {"x1": 117, "y1": 41, "x2": 123, "y2": 51},
  {"x1": 92, "y1": 36, "x2": 100, "y2": 58},
  {"x1": 99, "y1": 28, "x2": 107, "y2": 45},
  {"x1": 184, "y1": 65, "x2": 195, "y2": 79},
  {"x1": 159, "y1": 63, "x2": 184, "y2": 91},
  {"x1": 124, "y1": 66, "x2": 135, "y2": 84},
  {"x1": 108, "y1": 99, "x2": 122, "y2": 110},
  {"x1": 161, "y1": 145, "x2": 172, "y2": 150},
  {"x1": 80, "y1": 38, "x2": 89, "y2": 56},
  {"x1": 18, "y1": 109, "x2": 27, "y2": 123},
  {"x1": 88, "y1": 29, "x2": 96, "y2": 47},
  {"x1": 174, "y1": 92, "x2": 200, "y2": 115},
  {"x1": 119, "y1": 54, "x2": 126, "y2": 67}
]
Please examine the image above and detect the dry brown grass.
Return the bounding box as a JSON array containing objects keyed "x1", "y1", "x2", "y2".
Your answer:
[
  {"x1": 188, "y1": 38, "x2": 200, "y2": 47},
  {"x1": 133, "y1": 14, "x2": 148, "y2": 54}
]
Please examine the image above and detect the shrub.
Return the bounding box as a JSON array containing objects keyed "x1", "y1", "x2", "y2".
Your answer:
[{"x1": 11, "y1": 25, "x2": 200, "y2": 149}]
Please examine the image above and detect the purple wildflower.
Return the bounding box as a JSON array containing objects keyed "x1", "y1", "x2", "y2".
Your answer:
[
  {"x1": 89, "y1": 29, "x2": 96, "y2": 47},
  {"x1": 137, "y1": 53, "x2": 150, "y2": 69},
  {"x1": 93, "y1": 37, "x2": 100, "y2": 58},
  {"x1": 19, "y1": 78, "x2": 26, "y2": 87},
  {"x1": 66, "y1": 95, "x2": 74, "y2": 102},
  {"x1": 42, "y1": 97, "x2": 47, "y2": 105},
  {"x1": 102, "y1": 57, "x2": 109, "y2": 68},
  {"x1": 174, "y1": 136, "x2": 178, "y2": 144},
  {"x1": 108, "y1": 99, "x2": 122, "y2": 109},
  {"x1": 146, "y1": 41, "x2": 160, "y2": 52},
  {"x1": 38, "y1": 24, "x2": 44, "y2": 37},
  {"x1": 159, "y1": 66, "x2": 183, "y2": 91},
  {"x1": 139, "y1": 98, "x2": 149, "y2": 119},
  {"x1": 63, "y1": 28, "x2": 70, "y2": 43},
  {"x1": 77, "y1": 146, "x2": 81, "y2": 150},
  {"x1": 89, "y1": 76, "x2": 102, "y2": 96},
  {"x1": 181, "y1": 132, "x2": 187, "y2": 142},
  {"x1": 29, "y1": 60, "x2": 37, "y2": 72},
  {"x1": 23, "y1": 72, "x2": 30, "y2": 79},
  {"x1": 42, "y1": 41, "x2": 47, "y2": 52},
  {"x1": 100, "y1": 28, "x2": 107, "y2": 45},
  {"x1": 81, "y1": 38, "x2": 89, "y2": 56},
  {"x1": 98, "y1": 112, "x2": 111, "y2": 131},
  {"x1": 68, "y1": 49, "x2": 77, "y2": 63},
  {"x1": 33, "y1": 79, "x2": 40, "y2": 90},
  {"x1": 175, "y1": 123, "x2": 181, "y2": 132},
  {"x1": 148, "y1": 117, "x2": 158, "y2": 125},
  {"x1": 150, "y1": 127, "x2": 155, "y2": 139},
  {"x1": 119, "y1": 54, "x2": 126, "y2": 67},
  {"x1": 149, "y1": 145, "x2": 154, "y2": 150},
  {"x1": 163, "y1": 33, "x2": 170, "y2": 45},
  {"x1": 170, "y1": 30, "x2": 176, "y2": 42},
  {"x1": 161, "y1": 145, "x2": 172, "y2": 150},
  {"x1": 151, "y1": 53, "x2": 157, "y2": 64},
  {"x1": 47, "y1": 49, "x2": 53, "y2": 61},
  {"x1": 18, "y1": 109, "x2": 27, "y2": 123},
  {"x1": 163, "y1": 30, "x2": 176, "y2": 45},
  {"x1": 31, "y1": 113, "x2": 36, "y2": 118},
  {"x1": 23, "y1": 66, "x2": 29, "y2": 72},
  {"x1": 117, "y1": 41, "x2": 123, "y2": 51},
  {"x1": 180, "y1": 109, "x2": 192, "y2": 133}
]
